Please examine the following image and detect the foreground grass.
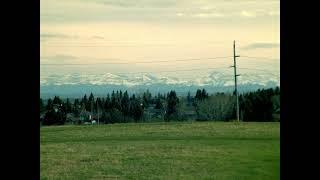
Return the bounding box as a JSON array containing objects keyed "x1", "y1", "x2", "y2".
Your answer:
[{"x1": 40, "y1": 121, "x2": 279, "y2": 180}]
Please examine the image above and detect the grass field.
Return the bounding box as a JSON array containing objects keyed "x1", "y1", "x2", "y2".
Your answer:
[{"x1": 40, "y1": 122, "x2": 280, "y2": 180}]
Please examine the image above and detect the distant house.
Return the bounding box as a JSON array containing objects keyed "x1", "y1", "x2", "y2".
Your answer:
[
  {"x1": 80, "y1": 109, "x2": 91, "y2": 123},
  {"x1": 66, "y1": 113, "x2": 79, "y2": 124},
  {"x1": 52, "y1": 104, "x2": 62, "y2": 112},
  {"x1": 80, "y1": 111, "x2": 90, "y2": 122}
]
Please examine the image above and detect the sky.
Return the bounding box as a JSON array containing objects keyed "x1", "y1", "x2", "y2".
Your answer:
[{"x1": 40, "y1": 0, "x2": 280, "y2": 80}]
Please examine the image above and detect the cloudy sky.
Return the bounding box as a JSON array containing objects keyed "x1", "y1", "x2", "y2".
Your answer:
[{"x1": 40, "y1": 0, "x2": 279, "y2": 80}]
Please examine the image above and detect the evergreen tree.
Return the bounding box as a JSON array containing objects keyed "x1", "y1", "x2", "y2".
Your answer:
[
  {"x1": 53, "y1": 96, "x2": 62, "y2": 105},
  {"x1": 130, "y1": 99, "x2": 144, "y2": 122},
  {"x1": 274, "y1": 86, "x2": 280, "y2": 95},
  {"x1": 81, "y1": 94, "x2": 88, "y2": 110},
  {"x1": 40, "y1": 98, "x2": 45, "y2": 112},
  {"x1": 115, "y1": 96, "x2": 122, "y2": 111},
  {"x1": 239, "y1": 88, "x2": 276, "y2": 121},
  {"x1": 187, "y1": 91, "x2": 192, "y2": 106},
  {"x1": 116, "y1": 90, "x2": 119, "y2": 99},
  {"x1": 195, "y1": 89, "x2": 208, "y2": 101},
  {"x1": 101, "y1": 98, "x2": 105, "y2": 110},
  {"x1": 105, "y1": 94, "x2": 111, "y2": 112},
  {"x1": 88, "y1": 92, "x2": 95, "y2": 112},
  {"x1": 96, "y1": 97, "x2": 102, "y2": 114},
  {"x1": 46, "y1": 98, "x2": 53, "y2": 111},
  {"x1": 195, "y1": 89, "x2": 202, "y2": 101},
  {"x1": 111, "y1": 91, "x2": 116, "y2": 108},
  {"x1": 120, "y1": 90, "x2": 123, "y2": 100},
  {"x1": 100, "y1": 111, "x2": 110, "y2": 124},
  {"x1": 201, "y1": 89, "x2": 208, "y2": 99},
  {"x1": 73, "y1": 99, "x2": 80, "y2": 117},
  {"x1": 43, "y1": 102, "x2": 66, "y2": 125},
  {"x1": 165, "y1": 90, "x2": 179, "y2": 121},
  {"x1": 65, "y1": 98, "x2": 72, "y2": 113},
  {"x1": 131, "y1": 94, "x2": 136, "y2": 101},
  {"x1": 89, "y1": 92, "x2": 94, "y2": 102},
  {"x1": 128, "y1": 94, "x2": 144, "y2": 122},
  {"x1": 155, "y1": 97, "x2": 163, "y2": 109},
  {"x1": 121, "y1": 91, "x2": 130, "y2": 116},
  {"x1": 143, "y1": 92, "x2": 149, "y2": 108}
]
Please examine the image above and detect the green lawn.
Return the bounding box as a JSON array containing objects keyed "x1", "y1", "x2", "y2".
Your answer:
[{"x1": 40, "y1": 122, "x2": 280, "y2": 180}]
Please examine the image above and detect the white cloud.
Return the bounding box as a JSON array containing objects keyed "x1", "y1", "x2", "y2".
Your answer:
[
  {"x1": 91, "y1": 35, "x2": 105, "y2": 39},
  {"x1": 268, "y1": 11, "x2": 280, "y2": 16},
  {"x1": 41, "y1": 0, "x2": 279, "y2": 24},
  {"x1": 176, "y1": 13, "x2": 185, "y2": 17},
  {"x1": 241, "y1": 10, "x2": 256, "y2": 17},
  {"x1": 40, "y1": 0, "x2": 280, "y2": 77},
  {"x1": 192, "y1": 13, "x2": 224, "y2": 18},
  {"x1": 200, "y1": 6, "x2": 215, "y2": 10}
]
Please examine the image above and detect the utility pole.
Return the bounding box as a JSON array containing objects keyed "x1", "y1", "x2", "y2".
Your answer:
[
  {"x1": 232, "y1": 40, "x2": 240, "y2": 122},
  {"x1": 97, "y1": 104, "x2": 100, "y2": 125},
  {"x1": 91, "y1": 100, "x2": 93, "y2": 122}
]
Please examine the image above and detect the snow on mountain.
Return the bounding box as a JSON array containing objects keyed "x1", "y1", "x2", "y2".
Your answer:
[
  {"x1": 40, "y1": 71, "x2": 279, "y2": 87},
  {"x1": 40, "y1": 71, "x2": 279, "y2": 98}
]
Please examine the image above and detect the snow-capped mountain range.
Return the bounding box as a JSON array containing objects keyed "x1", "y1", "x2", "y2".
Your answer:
[{"x1": 40, "y1": 71, "x2": 279, "y2": 98}]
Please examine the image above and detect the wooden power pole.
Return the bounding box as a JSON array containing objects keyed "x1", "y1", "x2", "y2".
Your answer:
[{"x1": 232, "y1": 40, "x2": 240, "y2": 122}]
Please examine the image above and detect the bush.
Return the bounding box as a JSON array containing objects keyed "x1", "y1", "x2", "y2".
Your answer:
[
  {"x1": 43, "y1": 110, "x2": 66, "y2": 125},
  {"x1": 195, "y1": 94, "x2": 235, "y2": 121}
]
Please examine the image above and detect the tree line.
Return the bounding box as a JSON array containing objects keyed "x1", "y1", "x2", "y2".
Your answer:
[{"x1": 40, "y1": 87, "x2": 280, "y2": 125}]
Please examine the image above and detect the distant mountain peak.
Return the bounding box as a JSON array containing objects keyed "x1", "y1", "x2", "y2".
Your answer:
[{"x1": 40, "y1": 71, "x2": 279, "y2": 98}]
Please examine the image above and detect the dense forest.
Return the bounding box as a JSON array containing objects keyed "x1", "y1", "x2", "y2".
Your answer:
[{"x1": 40, "y1": 87, "x2": 280, "y2": 125}]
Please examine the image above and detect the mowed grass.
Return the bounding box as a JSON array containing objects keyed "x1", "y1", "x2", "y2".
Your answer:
[{"x1": 40, "y1": 122, "x2": 279, "y2": 180}]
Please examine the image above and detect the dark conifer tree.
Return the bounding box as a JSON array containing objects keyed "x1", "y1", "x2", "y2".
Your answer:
[
  {"x1": 53, "y1": 96, "x2": 62, "y2": 105},
  {"x1": 187, "y1": 91, "x2": 192, "y2": 106},
  {"x1": 111, "y1": 91, "x2": 116, "y2": 108},
  {"x1": 155, "y1": 97, "x2": 163, "y2": 109},
  {"x1": 120, "y1": 90, "x2": 123, "y2": 100},
  {"x1": 195, "y1": 89, "x2": 202, "y2": 101},
  {"x1": 121, "y1": 91, "x2": 130, "y2": 115},
  {"x1": 81, "y1": 94, "x2": 88, "y2": 110},
  {"x1": 46, "y1": 98, "x2": 53, "y2": 111},
  {"x1": 201, "y1": 89, "x2": 208, "y2": 99},
  {"x1": 40, "y1": 98, "x2": 45, "y2": 112},
  {"x1": 73, "y1": 99, "x2": 80, "y2": 117},
  {"x1": 165, "y1": 90, "x2": 179, "y2": 121},
  {"x1": 105, "y1": 94, "x2": 111, "y2": 111},
  {"x1": 65, "y1": 98, "x2": 72, "y2": 113}
]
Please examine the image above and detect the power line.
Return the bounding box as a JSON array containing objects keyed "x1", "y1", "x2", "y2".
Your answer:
[
  {"x1": 114, "y1": 67, "x2": 231, "y2": 75},
  {"x1": 238, "y1": 62, "x2": 279, "y2": 67},
  {"x1": 238, "y1": 67, "x2": 279, "y2": 74},
  {"x1": 40, "y1": 40, "x2": 231, "y2": 45},
  {"x1": 41, "y1": 44, "x2": 177, "y2": 47},
  {"x1": 239, "y1": 58, "x2": 280, "y2": 64},
  {"x1": 40, "y1": 67, "x2": 232, "y2": 77},
  {"x1": 40, "y1": 41, "x2": 232, "y2": 48},
  {"x1": 40, "y1": 56, "x2": 232, "y2": 65},
  {"x1": 240, "y1": 55, "x2": 279, "y2": 60},
  {"x1": 40, "y1": 66, "x2": 278, "y2": 76}
]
